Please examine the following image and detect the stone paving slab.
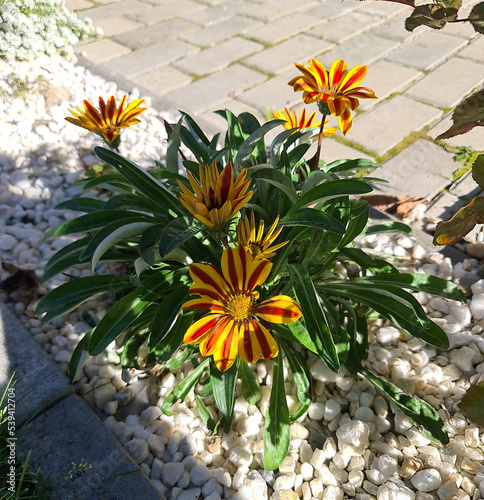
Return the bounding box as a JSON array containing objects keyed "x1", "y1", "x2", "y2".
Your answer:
[
  {"x1": 131, "y1": 66, "x2": 192, "y2": 96},
  {"x1": 249, "y1": 13, "x2": 323, "y2": 44},
  {"x1": 114, "y1": 19, "x2": 199, "y2": 49},
  {"x1": 174, "y1": 37, "x2": 263, "y2": 77},
  {"x1": 183, "y1": 1, "x2": 249, "y2": 25},
  {"x1": 372, "y1": 139, "x2": 458, "y2": 198},
  {"x1": 243, "y1": 34, "x2": 334, "y2": 76},
  {"x1": 358, "y1": 60, "x2": 422, "y2": 112},
  {"x1": 128, "y1": 0, "x2": 205, "y2": 25},
  {"x1": 93, "y1": 15, "x2": 144, "y2": 37},
  {"x1": 350, "y1": 95, "x2": 443, "y2": 156},
  {"x1": 370, "y1": 14, "x2": 429, "y2": 43},
  {"x1": 19, "y1": 394, "x2": 163, "y2": 500},
  {"x1": 100, "y1": 39, "x2": 199, "y2": 78},
  {"x1": 78, "y1": 38, "x2": 132, "y2": 64},
  {"x1": 449, "y1": 170, "x2": 482, "y2": 198},
  {"x1": 458, "y1": 36, "x2": 484, "y2": 63},
  {"x1": 428, "y1": 115, "x2": 484, "y2": 151},
  {"x1": 405, "y1": 57, "x2": 484, "y2": 108},
  {"x1": 0, "y1": 303, "x2": 72, "y2": 427},
  {"x1": 164, "y1": 64, "x2": 267, "y2": 114},
  {"x1": 387, "y1": 31, "x2": 468, "y2": 71},
  {"x1": 77, "y1": 0, "x2": 151, "y2": 21}
]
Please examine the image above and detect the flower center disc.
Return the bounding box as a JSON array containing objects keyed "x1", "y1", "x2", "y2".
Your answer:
[{"x1": 226, "y1": 294, "x2": 255, "y2": 321}]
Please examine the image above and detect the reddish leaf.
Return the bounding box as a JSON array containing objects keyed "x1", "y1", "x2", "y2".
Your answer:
[
  {"x1": 469, "y1": 1, "x2": 484, "y2": 33},
  {"x1": 436, "y1": 88, "x2": 484, "y2": 140},
  {"x1": 459, "y1": 382, "x2": 484, "y2": 426},
  {"x1": 471, "y1": 153, "x2": 484, "y2": 189},
  {"x1": 405, "y1": 4, "x2": 458, "y2": 31},
  {"x1": 433, "y1": 196, "x2": 484, "y2": 245},
  {"x1": 376, "y1": 0, "x2": 415, "y2": 6}
]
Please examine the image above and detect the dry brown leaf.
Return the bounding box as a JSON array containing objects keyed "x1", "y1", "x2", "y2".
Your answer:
[{"x1": 364, "y1": 194, "x2": 426, "y2": 219}]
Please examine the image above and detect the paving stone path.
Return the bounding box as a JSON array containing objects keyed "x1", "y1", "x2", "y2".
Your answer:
[{"x1": 69, "y1": 0, "x2": 484, "y2": 210}]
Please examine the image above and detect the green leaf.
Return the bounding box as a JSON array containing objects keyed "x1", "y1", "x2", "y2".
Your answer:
[
  {"x1": 88, "y1": 272, "x2": 170, "y2": 355},
  {"x1": 195, "y1": 394, "x2": 217, "y2": 431},
  {"x1": 166, "y1": 345, "x2": 196, "y2": 370},
  {"x1": 364, "y1": 220, "x2": 413, "y2": 236},
  {"x1": 363, "y1": 369, "x2": 449, "y2": 444},
  {"x1": 325, "y1": 158, "x2": 380, "y2": 173},
  {"x1": 459, "y1": 382, "x2": 484, "y2": 426},
  {"x1": 235, "y1": 119, "x2": 284, "y2": 167},
  {"x1": 272, "y1": 322, "x2": 318, "y2": 354},
  {"x1": 470, "y1": 1, "x2": 484, "y2": 33},
  {"x1": 210, "y1": 359, "x2": 238, "y2": 421},
  {"x1": 82, "y1": 173, "x2": 133, "y2": 191},
  {"x1": 434, "y1": 196, "x2": 484, "y2": 245},
  {"x1": 405, "y1": 4, "x2": 456, "y2": 31},
  {"x1": 149, "y1": 286, "x2": 189, "y2": 350},
  {"x1": 55, "y1": 198, "x2": 105, "y2": 213},
  {"x1": 280, "y1": 208, "x2": 346, "y2": 234},
  {"x1": 318, "y1": 282, "x2": 449, "y2": 349},
  {"x1": 472, "y1": 153, "x2": 484, "y2": 189},
  {"x1": 103, "y1": 193, "x2": 165, "y2": 214},
  {"x1": 270, "y1": 127, "x2": 298, "y2": 166},
  {"x1": 281, "y1": 340, "x2": 312, "y2": 407},
  {"x1": 288, "y1": 264, "x2": 339, "y2": 372},
  {"x1": 290, "y1": 179, "x2": 372, "y2": 212},
  {"x1": 301, "y1": 171, "x2": 333, "y2": 195},
  {"x1": 68, "y1": 329, "x2": 93, "y2": 383},
  {"x1": 264, "y1": 353, "x2": 291, "y2": 470},
  {"x1": 95, "y1": 147, "x2": 185, "y2": 215},
  {"x1": 44, "y1": 210, "x2": 145, "y2": 240},
  {"x1": 166, "y1": 116, "x2": 184, "y2": 172},
  {"x1": 36, "y1": 276, "x2": 131, "y2": 325},
  {"x1": 159, "y1": 217, "x2": 204, "y2": 257},
  {"x1": 90, "y1": 222, "x2": 154, "y2": 271},
  {"x1": 338, "y1": 199, "x2": 369, "y2": 249},
  {"x1": 162, "y1": 358, "x2": 210, "y2": 416},
  {"x1": 153, "y1": 312, "x2": 194, "y2": 363},
  {"x1": 247, "y1": 164, "x2": 298, "y2": 204},
  {"x1": 240, "y1": 361, "x2": 262, "y2": 405},
  {"x1": 40, "y1": 236, "x2": 90, "y2": 284},
  {"x1": 436, "y1": 88, "x2": 484, "y2": 140},
  {"x1": 121, "y1": 329, "x2": 150, "y2": 368},
  {"x1": 139, "y1": 225, "x2": 163, "y2": 265}
]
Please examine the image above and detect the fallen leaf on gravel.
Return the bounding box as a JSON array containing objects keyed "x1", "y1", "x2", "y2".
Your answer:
[
  {"x1": 1, "y1": 260, "x2": 40, "y2": 301},
  {"x1": 364, "y1": 194, "x2": 426, "y2": 219}
]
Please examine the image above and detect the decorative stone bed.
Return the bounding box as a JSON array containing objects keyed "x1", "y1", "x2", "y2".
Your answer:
[{"x1": 1, "y1": 54, "x2": 484, "y2": 500}]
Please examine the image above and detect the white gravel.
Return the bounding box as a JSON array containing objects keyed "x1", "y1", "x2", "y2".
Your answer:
[{"x1": 2, "y1": 54, "x2": 484, "y2": 500}]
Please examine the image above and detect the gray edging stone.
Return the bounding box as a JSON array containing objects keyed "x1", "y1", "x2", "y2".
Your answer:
[
  {"x1": 19, "y1": 394, "x2": 163, "y2": 499},
  {"x1": 0, "y1": 301, "x2": 72, "y2": 427}
]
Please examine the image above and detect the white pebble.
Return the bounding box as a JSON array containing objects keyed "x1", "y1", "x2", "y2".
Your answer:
[{"x1": 410, "y1": 469, "x2": 442, "y2": 492}]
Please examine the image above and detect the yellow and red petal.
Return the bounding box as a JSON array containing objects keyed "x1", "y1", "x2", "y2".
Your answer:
[
  {"x1": 255, "y1": 295, "x2": 302, "y2": 324},
  {"x1": 309, "y1": 59, "x2": 328, "y2": 90},
  {"x1": 189, "y1": 263, "x2": 231, "y2": 300},
  {"x1": 199, "y1": 316, "x2": 234, "y2": 356},
  {"x1": 221, "y1": 245, "x2": 248, "y2": 292},
  {"x1": 338, "y1": 108, "x2": 353, "y2": 135},
  {"x1": 212, "y1": 321, "x2": 241, "y2": 372},
  {"x1": 182, "y1": 298, "x2": 225, "y2": 312},
  {"x1": 329, "y1": 60, "x2": 348, "y2": 88},
  {"x1": 246, "y1": 257, "x2": 272, "y2": 291},
  {"x1": 340, "y1": 65, "x2": 367, "y2": 92},
  {"x1": 238, "y1": 320, "x2": 278, "y2": 364},
  {"x1": 184, "y1": 314, "x2": 222, "y2": 344}
]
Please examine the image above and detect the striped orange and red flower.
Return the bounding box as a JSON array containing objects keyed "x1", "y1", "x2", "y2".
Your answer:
[
  {"x1": 288, "y1": 59, "x2": 377, "y2": 135},
  {"x1": 272, "y1": 107, "x2": 336, "y2": 136},
  {"x1": 178, "y1": 162, "x2": 252, "y2": 230},
  {"x1": 65, "y1": 96, "x2": 146, "y2": 146},
  {"x1": 182, "y1": 245, "x2": 301, "y2": 371}
]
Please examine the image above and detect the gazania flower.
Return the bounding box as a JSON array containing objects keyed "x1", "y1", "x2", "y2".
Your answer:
[
  {"x1": 65, "y1": 96, "x2": 146, "y2": 146},
  {"x1": 272, "y1": 107, "x2": 336, "y2": 136},
  {"x1": 178, "y1": 162, "x2": 252, "y2": 230},
  {"x1": 182, "y1": 245, "x2": 301, "y2": 371},
  {"x1": 236, "y1": 211, "x2": 288, "y2": 260},
  {"x1": 288, "y1": 59, "x2": 377, "y2": 135}
]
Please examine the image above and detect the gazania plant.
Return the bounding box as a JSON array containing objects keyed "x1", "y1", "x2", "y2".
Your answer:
[{"x1": 38, "y1": 62, "x2": 463, "y2": 469}]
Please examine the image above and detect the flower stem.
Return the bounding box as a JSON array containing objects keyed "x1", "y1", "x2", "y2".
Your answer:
[
  {"x1": 221, "y1": 236, "x2": 229, "y2": 249},
  {"x1": 310, "y1": 114, "x2": 327, "y2": 172}
]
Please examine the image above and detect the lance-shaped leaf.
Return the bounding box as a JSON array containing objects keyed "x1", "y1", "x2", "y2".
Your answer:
[
  {"x1": 470, "y1": 1, "x2": 484, "y2": 33},
  {"x1": 235, "y1": 119, "x2": 284, "y2": 166},
  {"x1": 263, "y1": 353, "x2": 291, "y2": 470},
  {"x1": 162, "y1": 358, "x2": 210, "y2": 416},
  {"x1": 159, "y1": 217, "x2": 203, "y2": 257},
  {"x1": 288, "y1": 264, "x2": 339, "y2": 371},
  {"x1": 154, "y1": 312, "x2": 194, "y2": 363},
  {"x1": 68, "y1": 329, "x2": 93, "y2": 383},
  {"x1": 281, "y1": 339, "x2": 312, "y2": 411},
  {"x1": 459, "y1": 382, "x2": 484, "y2": 426},
  {"x1": 325, "y1": 158, "x2": 380, "y2": 173},
  {"x1": 280, "y1": 208, "x2": 346, "y2": 234},
  {"x1": 149, "y1": 286, "x2": 189, "y2": 350},
  {"x1": 36, "y1": 276, "x2": 132, "y2": 325},
  {"x1": 240, "y1": 361, "x2": 262, "y2": 405},
  {"x1": 55, "y1": 198, "x2": 105, "y2": 213},
  {"x1": 290, "y1": 179, "x2": 372, "y2": 212},
  {"x1": 434, "y1": 196, "x2": 484, "y2": 245},
  {"x1": 363, "y1": 369, "x2": 449, "y2": 444},
  {"x1": 247, "y1": 164, "x2": 298, "y2": 203},
  {"x1": 95, "y1": 146, "x2": 185, "y2": 215},
  {"x1": 364, "y1": 220, "x2": 412, "y2": 236},
  {"x1": 436, "y1": 88, "x2": 484, "y2": 140},
  {"x1": 338, "y1": 199, "x2": 369, "y2": 249},
  {"x1": 210, "y1": 359, "x2": 238, "y2": 421}
]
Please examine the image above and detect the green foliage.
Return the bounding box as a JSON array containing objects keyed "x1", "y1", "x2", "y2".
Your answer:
[{"x1": 39, "y1": 110, "x2": 458, "y2": 469}]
